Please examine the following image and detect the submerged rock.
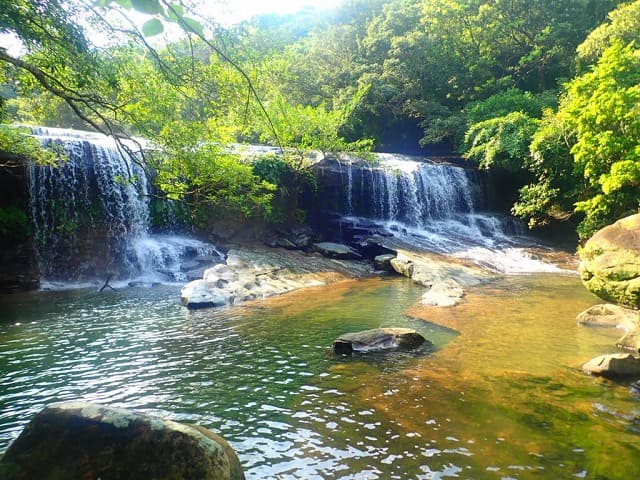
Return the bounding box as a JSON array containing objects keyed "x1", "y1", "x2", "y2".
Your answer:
[
  {"x1": 582, "y1": 353, "x2": 640, "y2": 378},
  {"x1": 579, "y1": 214, "x2": 640, "y2": 308},
  {"x1": 0, "y1": 401, "x2": 244, "y2": 480},
  {"x1": 332, "y1": 327, "x2": 429, "y2": 355},
  {"x1": 576, "y1": 303, "x2": 640, "y2": 330}
]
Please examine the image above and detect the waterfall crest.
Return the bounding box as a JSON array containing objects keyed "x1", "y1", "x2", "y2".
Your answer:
[{"x1": 28, "y1": 127, "x2": 222, "y2": 287}]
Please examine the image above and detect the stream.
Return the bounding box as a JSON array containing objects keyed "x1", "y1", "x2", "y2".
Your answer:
[{"x1": 1, "y1": 273, "x2": 639, "y2": 479}]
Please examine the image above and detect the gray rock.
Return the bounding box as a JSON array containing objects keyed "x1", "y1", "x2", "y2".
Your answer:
[
  {"x1": 577, "y1": 304, "x2": 640, "y2": 330},
  {"x1": 617, "y1": 329, "x2": 640, "y2": 354},
  {"x1": 181, "y1": 280, "x2": 229, "y2": 308},
  {"x1": 0, "y1": 401, "x2": 244, "y2": 480},
  {"x1": 181, "y1": 247, "x2": 373, "y2": 309},
  {"x1": 313, "y1": 242, "x2": 361, "y2": 259},
  {"x1": 332, "y1": 327, "x2": 430, "y2": 354},
  {"x1": 582, "y1": 353, "x2": 640, "y2": 378},
  {"x1": 390, "y1": 257, "x2": 414, "y2": 278},
  {"x1": 420, "y1": 279, "x2": 464, "y2": 307},
  {"x1": 390, "y1": 251, "x2": 487, "y2": 307},
  {"x1": 375, "y1": 253, "x2": 397, "y2": 271}
]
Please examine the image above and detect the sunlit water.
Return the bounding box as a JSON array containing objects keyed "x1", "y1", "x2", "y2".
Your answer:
[{"x1": 1, "y1": 275, "x2": 639, "y2": 479}]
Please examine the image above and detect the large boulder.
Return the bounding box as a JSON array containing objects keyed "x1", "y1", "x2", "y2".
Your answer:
[
  {"x1": 579, "y1": 214, "x2": 640, "y2": 308},
  {"x1": 582, "y1": 353, "x2": 640, "y2": 378},
  {"x1": 332, "y1": 327, "x2": 430, "y2": 354},
  {"x1": 0, "y1": 401, "x2": 244, "y2": 480}
]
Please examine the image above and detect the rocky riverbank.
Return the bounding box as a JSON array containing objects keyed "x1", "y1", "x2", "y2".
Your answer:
[{"x1": 578, "y1": 214, "x2": 640, "y2": 377}]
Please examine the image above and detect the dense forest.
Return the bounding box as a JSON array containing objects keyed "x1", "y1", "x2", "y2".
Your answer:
[{"x1": 1, "y1": 0, "x2": 639, "y2": 239}]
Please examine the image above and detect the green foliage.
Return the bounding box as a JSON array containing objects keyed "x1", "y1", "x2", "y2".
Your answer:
[
  {"x1": 577, "y1": 0, "x2": 640, "y2": 65},
  {"x1": 466, "y1": 89, "x2": 558, "y2": 125},
  {"x1": 147, "y1": 124, "x2": 276, "y2": 221},
  {"x1": 0, "y1": 125, "x2": 63, "y2": 166},
  {"x1": 0, "y1": 205, "x2": 30, "y2": 242},
  {"x1": 252, "y1": 154, "x2": 303, "y2": 224},
  {"x1": 98, "y1": 0, "x2": 204, "y2": 36},
  {"x1": 463, "y1": 112, "x2": 539, "y2": 170},
  {"x1": 567, "y1": 42, "x2": 640, "y2": 237},
  {"x1": 1, "y1": 0, "x2": 635, "y2": 239}
]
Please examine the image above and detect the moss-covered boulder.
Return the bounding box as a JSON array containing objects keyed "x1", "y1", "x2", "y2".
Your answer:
[
  {"x1": 0, "y1": 401, "x2": 244, "y2": 480},
  {"x1": 579, "y1": 214, "x2": 640, "y2": 308}
]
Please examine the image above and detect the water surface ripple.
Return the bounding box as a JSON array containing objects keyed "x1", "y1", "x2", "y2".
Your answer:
[{"x1": 1, "y1": 277, "x2": 639, "y2": 479}]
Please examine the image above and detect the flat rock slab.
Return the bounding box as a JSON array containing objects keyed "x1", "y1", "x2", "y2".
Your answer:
[
  {"x1": 0, "y1": 401, "x2": 244, "y2": 480},
  {"x1": 181, "y1": 247, "x2": 373, "y2": 309},
  {"x1": 313, "y1": 242, "x2": 362, "y2": 260},
  {"x1": 582, "y1": 353, "x2": 640, "y2": 378},
  {"x1": 332, "y1": 327, "x2": 430, "y2": 355}
]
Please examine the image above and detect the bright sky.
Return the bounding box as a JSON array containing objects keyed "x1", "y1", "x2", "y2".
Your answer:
[
  {"x1": 212, "y1": 0, "x2": 345, "y2": 24},
  {"x1": 0, "y1": 1, "x2": 346, "y2": 55},
  {"x1": 209, "y1": 0, "x2": 345, "y2": 25}
]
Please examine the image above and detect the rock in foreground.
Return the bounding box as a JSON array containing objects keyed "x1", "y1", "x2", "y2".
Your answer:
[
  {"x1": 0, "y1": 401, "x2": 244, "y2": 480},
  {"x1": 579, "y1": 214, "x2": 640, "y2": 308},
  {"x1": 332, "y1": 328, "x2": 430, "y2": 355},
  {"x1": 582, "y1": 353, "x2": 640, "y2": 378}
]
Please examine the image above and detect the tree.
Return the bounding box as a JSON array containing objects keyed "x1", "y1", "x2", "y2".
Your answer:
[
  {"x1": 1, "y1": 0, "x2": 280, "y2": 222},
  {"x1": 566, "y1": 42, "x2": 640, "y2": 238}
]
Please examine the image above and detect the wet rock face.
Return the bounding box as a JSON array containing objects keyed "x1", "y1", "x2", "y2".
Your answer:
[
  {"x1": 579, "y1": 214, "x2": 640, "y2": 308},
  {"x1": 332, "y1": 328, "x2": 430, "y2": 355},
  {"x1": 0, "y1": 401, "x2": 244, "y2": 480}
]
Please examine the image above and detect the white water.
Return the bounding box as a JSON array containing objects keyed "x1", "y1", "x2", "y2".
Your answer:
[
  {"x1": 337, "y1": 155, "x2": 568, "y2": 274},
  {"x1": 28, "y1": 127, "x2": 223, "y2": 287}
]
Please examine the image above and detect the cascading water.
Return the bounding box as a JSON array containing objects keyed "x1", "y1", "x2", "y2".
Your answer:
[
  {"x1": 28, "y1": 127, "x2": 223, "y2": 287},
  {"x1": 323, "y1": 154, "x2": 564, "y2": 274}
]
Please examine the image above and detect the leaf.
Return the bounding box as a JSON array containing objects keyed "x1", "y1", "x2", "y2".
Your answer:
[
  {"x1": 142, "y1": 18, "x2": 164, "y2": 37},
  {"x1": 114, "y1": 0, "x2": 133, "y2": 9},
  {"x1": 131, "y1": 0, "x2": 162, "y2": 15},
  {"x1": 181, "y1": 17, "x2": 204, "y2": 36},
  {"x1": 165, "y1": 3, "x2": 184, "y2": 22}
]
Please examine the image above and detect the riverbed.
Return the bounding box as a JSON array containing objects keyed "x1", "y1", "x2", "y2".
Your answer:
[{"x1": 1, "y1": 274, "x2": 638, "y2": 479}]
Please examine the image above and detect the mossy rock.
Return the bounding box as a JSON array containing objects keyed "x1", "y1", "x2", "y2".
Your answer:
[
  {"x1": 579, "y1": 214, "x2": 640, "y2": 308},
  {"x1": 0, "y1": 401, "x2": 244, "y2": 480}
]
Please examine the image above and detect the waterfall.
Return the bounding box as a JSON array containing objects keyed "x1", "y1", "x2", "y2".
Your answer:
[
  {"x1": 325, "y1": 154, "x2": 564, "y2": 274},
  {"x1": 27, "y1": 127, "x2": 222, "y2": 287}
]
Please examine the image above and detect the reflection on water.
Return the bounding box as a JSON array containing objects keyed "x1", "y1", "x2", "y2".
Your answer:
[{"x1": 1, "y1": 275, "x2": 639, "y2": 479}]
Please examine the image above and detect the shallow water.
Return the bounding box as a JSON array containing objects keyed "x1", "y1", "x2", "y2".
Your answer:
[{"x1": 1, "y1": 275, "x2": 639, "y2": 479}]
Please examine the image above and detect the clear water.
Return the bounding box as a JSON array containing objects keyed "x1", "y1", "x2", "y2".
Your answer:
[{"x1": 1, "y1": 275, "x2": 639, "y2": 479}]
